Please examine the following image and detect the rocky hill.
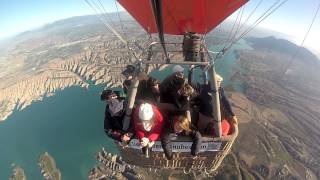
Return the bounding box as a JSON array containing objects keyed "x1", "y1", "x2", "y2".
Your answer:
[
  {"x1": 213, "y1": 36, "x2": 320, "y2": 180},
  {"x1": 0, "y1": 13, "x2": 148, "y2": 121},
  {"x1": 9, "y1": 166, "x2": 27, "y2": 180}
]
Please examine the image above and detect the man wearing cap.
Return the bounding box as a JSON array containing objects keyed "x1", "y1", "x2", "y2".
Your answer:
[
  {"x1": 101, "y1": 89, "x2": 132, "y2": 142},
  {"x1": 132, "y1": 103, "x2": 164, "y2": 151},
  {"x1": 160, "y1": 65, "x2": 194, "y2": 109},
  {"x1": 135, "y1": 73, "x2": 161, "y2": 105},
  {"x1": 189, "y1": 73, "x2": 238, "y2": 135},
  {"x1": 172, "y1": 65, "x2": 185, "y2": 79}
]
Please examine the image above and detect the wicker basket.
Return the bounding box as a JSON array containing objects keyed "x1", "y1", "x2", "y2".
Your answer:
[{"x1": 116, "y1": 120, "x2": 238, "y2": 173}]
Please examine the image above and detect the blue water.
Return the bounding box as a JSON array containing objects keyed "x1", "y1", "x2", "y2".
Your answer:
[
  {"x1": 0, "y1": 85, "x2": 118, "y2": 180},
  {"x1": 211, "y1": 39, "x2": 253, "y2": 91}
]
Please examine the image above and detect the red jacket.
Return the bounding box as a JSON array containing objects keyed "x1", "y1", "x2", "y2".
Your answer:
[{"x1": 133, "y1": 104, "x2": 164, "y2": 142}]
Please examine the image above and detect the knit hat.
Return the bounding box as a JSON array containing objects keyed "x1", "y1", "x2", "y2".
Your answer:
[
  {"x1": 172, "y1": 65, "x2": 184, "y2": 73},
  {"x1": 138, "y1": 103, "x2": 154, "y2": 121}
]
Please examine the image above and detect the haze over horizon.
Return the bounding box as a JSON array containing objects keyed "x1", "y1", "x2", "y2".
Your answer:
[{"x1": 0, "y1": 0, "x2": 319, "y2": 53}]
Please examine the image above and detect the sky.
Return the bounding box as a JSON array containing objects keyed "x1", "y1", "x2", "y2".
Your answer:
[
  {"x1": 0, "y1": 0, "x2": 319, "y2": 53},
  {"x1": 228, "y1": 0, "x2": 320, "y2": 53}
]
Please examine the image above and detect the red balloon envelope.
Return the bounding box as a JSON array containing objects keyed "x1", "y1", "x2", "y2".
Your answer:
[{"x1": 118, "y1": 0, "x2": 248, "y2": 35}]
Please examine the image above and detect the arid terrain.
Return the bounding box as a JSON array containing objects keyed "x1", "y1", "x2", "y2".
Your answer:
[{"x1": 214, "y1": 37, "x2": 320, "y2": 180}]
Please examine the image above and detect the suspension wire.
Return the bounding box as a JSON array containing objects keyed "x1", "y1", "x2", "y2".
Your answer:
[
  {"x1": 234, "y1": 0, "x2": 287, "y2": 43},
  {"x1": 96, "y1": 0, "x2": 118, "y2": 27},
  {"x1": 85, "y1": 0, "x2": 141, "y2": 62},
  {"x1": 213, "y1": 6, "x2": 243, "y2": 61},
  {"x1": 279, "y1": 1, "x2": 320, "y2": 78},
  {"x1": 113, "y1": 0, "x2": 134, "y2": 57},
  {"x1": 218, "y1": 0, "x2": 288, "y2": 58},
  {"x1": 234, "y1": 5, "x2": 246, "y2": 39},
  {"x1": 222, "y1": 8, "x2": 242, "y2": 50},
  {"x1": 225, "y1": 6, "x2": 246, "y2": 50},
  {"x1": 227, "y1": 0, "x2": 281, "y2": 52},
  {"x1": 114, "y1": 0, "x2": 128, "y2": 40},
  {"x1": 150, "y1": 0, "x2": 170, "y2": 63},
  {"x1": 90, "y1": 0, "x2": 118, "y2": 31},
  {"x1": 237, "y1": 0, "x2": 264, "y2": 35},
  {"x1": 93, "y1": 0, "x2": 127, "y2": 42},
  {"x1": 84, "y1": 0, "x2": 127, "y2": 44}
]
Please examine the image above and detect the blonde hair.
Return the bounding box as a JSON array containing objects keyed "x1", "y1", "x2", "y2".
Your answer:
[
  {"x1": 180, "y1": 82, "x2": 194, "y2": 97},
  {"x1": 176, "y1": 115, "x2": 192, "y2": 134},
  {"x1": 216, "y1": 74, "x2": 223, "y2": 82}
]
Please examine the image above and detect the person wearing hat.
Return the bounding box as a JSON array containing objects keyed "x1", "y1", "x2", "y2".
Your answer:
[
  {"x1": 101, "y1": 89, "x2": 132, "y2": 143},
  {"x1": 132, "y1": 103, "x2": 164, "y2": 152},
  {"x1": 189, "y1": 73, "x2": 238, "y2": 135},
  {"x1": 172, "y1": 65, "x2": 185, "y2": 78},
  {"x1": 160, "y1": 65, "x2": 195, "y2": 109},
  {"x1": 135, "y1": 73, "x2": 161, "y2": 105},
  {"x1": 121, "y1": 65, "x2": 136, "y2": 95}
]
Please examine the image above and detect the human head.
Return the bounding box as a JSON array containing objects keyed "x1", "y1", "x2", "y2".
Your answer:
[
  {"x1": 216, "y1": 74, "x2": 223, "y2": 87},
  {"x1": 147, "y1": 77, "x2": 160, "y2": 89},
  {"x1": 138, "y1": 103, "x2": 154, "y2": 121},
  {"x1": 172, "y1": 65, "x2": 184, "y2": 78},
  {"x1": 121, "y1": 65, "x2": 135, "y2": 79},
  {"x1": 100, "y1": 89, "x2": 117, "y2": 102},
  {"x1": 174, "y1": 115, "x2": 191, "y2": 133}
]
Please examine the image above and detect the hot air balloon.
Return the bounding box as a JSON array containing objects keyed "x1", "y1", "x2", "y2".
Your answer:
[{"x1": 108, "y1": 0, "x2": 248, "y2": 174}]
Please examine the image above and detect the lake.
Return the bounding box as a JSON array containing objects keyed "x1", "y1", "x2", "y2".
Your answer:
[{"x1": 0, "y1": 85, "x2": 118, "y2": 179}]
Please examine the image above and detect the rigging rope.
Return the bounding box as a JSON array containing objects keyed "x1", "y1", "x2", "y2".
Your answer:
[
  {"x1": 84, "y1": 0, "x2": 141, "y2": 61},
  {"x1": 114, "y1": 0, "x2": 128, "y2": 41},
  {"x1": 93, "y1": 0, "x2": 115, "y2": 29},
  {"x1": 96, "y1": 0, "x2": 117, "y2": 27},
  {"x1": 84, "y1": 0, "x2": 127, "y2": 44},
  {"x1": 222, "y1": 8, "x2": 242, "y2": 51},
  {"x1": 215, "y1": 0, "x2": 288, "y2": 61},
  {"x1": 237, "y1": 0, "x2": 263, "y2": 36},
  {"x1": 230, "y1": 6, "x2": 245, "y2": 45},
  {"x1": 214, "y1": 5, "x2": 245, "y2": 62},
  {"x1": 234, "y1": 0, "x2": 288, "y2": 44},
  {"x1": 279, "y1": 1, "x2": 320, "y2": 78}
]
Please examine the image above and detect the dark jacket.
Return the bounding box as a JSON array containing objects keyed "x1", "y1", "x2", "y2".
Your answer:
[
  {"x1": 123, "y1": 79, "x2": 132, "y2": 95},
  {"x1": 136, "y1": 78, "x2": 160, "y2": 105},
  {"x1": 160, "y1": 74, "x2": 188, "y2": 109},
  {"x1": 104, "y1": 98, "x2": 126, "y2": 133},
  {"x1": 188, "y1": 69, "x2": 234, "y2": 119},
  {"x1": 198, "y1": 86, "x2": 235, "y2": 119}
]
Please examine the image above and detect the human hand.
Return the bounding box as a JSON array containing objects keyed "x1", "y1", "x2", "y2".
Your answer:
[
  {"x1": 148, "y1": 141, "x2": 155, "y2": 148},
  {"x1": 121, "y1": 133, "x2": 131, "y2": 142},
  {"x1": 141, "y1": 137, "x2": 149, "y2": 147}
]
